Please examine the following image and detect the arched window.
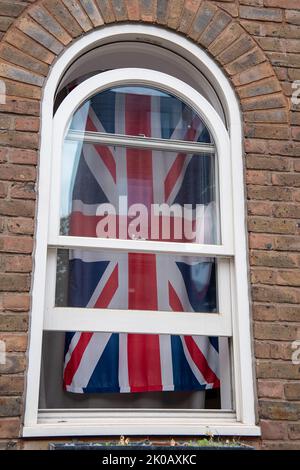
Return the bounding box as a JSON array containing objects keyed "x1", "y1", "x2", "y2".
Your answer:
[{"x1": 24, "y1": 26, "x2": 259, "y2": 437}]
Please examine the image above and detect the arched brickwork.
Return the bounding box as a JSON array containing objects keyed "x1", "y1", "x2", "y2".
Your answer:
[{"x1": 0, "y1": 1, "x2": 299, "y2": 451}]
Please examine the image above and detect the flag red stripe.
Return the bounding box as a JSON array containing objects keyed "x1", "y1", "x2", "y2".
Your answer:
[
  {"x1": 184, "y1": 336, "x2": 220, "y2": 388},
  {"x1": 94, "y1": 264, "x2": 119, "y2": 308},
  {"x1": 63, "y1": 332, "x2": 93, "y2": 387},
  {"x1": 126, "y1": 93, "x2": 162, "y2": 392}
]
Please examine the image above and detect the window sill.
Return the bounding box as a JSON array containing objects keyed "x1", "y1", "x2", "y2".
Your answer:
[{"x1": 23, "y1": 410, "x2": 261, "y2": 437}]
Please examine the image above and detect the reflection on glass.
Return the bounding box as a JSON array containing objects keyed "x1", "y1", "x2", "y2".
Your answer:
[
  {"x1": 55, "y1": 249, "x2": 217, "y2": 313},
  {"x1": 40, "y1": 332, "x2": 231, "y2": 409},
  {"x1": 60, "y1": 85, "x2": 219, "y2": 243},
  {"x1": 69, "y1": 86, "x2": 212, "y2": 142},
  {"x1": 60, "y1": 144, "x2": 218, "y2": 243}
]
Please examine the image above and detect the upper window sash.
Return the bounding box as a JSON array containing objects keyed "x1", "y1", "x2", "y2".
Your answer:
[{"x1": 49, "y1": 69, "x2": 234, "y2": 255}]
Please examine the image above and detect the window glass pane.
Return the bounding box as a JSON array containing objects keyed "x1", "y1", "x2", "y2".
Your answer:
[
  {"x1": 39, "y1": 331, "x2": 232, "y2": 410},
  {"x1": 60, "y1": 143, "x2": 219, "y2": 244},
  {"x1": 68, "y1": 86, "x2": 212, "y2": 142},
  {"x1": 55, "y1": 249, "x2": 218, "y2": 313}
]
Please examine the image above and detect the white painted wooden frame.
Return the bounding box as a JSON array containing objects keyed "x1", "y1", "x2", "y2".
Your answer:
[{"x1": 23, "y1": 24, "x2": 260, "y2": 438}]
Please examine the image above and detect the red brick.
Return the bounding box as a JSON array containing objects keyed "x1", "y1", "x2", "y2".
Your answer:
[
  {"x1": 0, "y1": 375, "x2": 24, "y2": 396},
  {"x1": 125, "y1": 0, "x2": 140, "y2": 21},
  {"x1": 258, "y1": 380, "x2": 284, "y2": 399},
  {"x1": 2, "y1": 254, "x2": 32, "y2": 273},
  {"x1": 0, "y1": 236, "x2": 33, "y2": 254},
  {"x1": 0, "y1": 317, "x2": 28, "y2": 333},
  {"x1": 5, "y1": 28, "x2": 55, "y2": 65},
  {"x1": 0, "y1": 418, "x2": 20, "y2": 438},
  {"x1": 254, "y1": 321, "x2": 299, "y2": 340},
  {"x1": 261, "y1": 420, "x2": 288, "y2": 440},
  {"x1": 240, "y1": 6, "x2": 282, "y2": 22},
  {"x1": 0, "y1": 165, "x2": 36, "y2": 182},
  {"x1": 209, "y1": 22, "x2": 243, "y2": 57},
  {"x1": 9, "y1": 182, "x2": 36, "y2": 201},
  {"x1": 8, "y1": 149, "x2": 37, "y2": 165},
  {"x1": 110, "y1": 0, "x2": 128, "y2": 22},
  {"x1": 0, "y1": 333, "x2": 27, "y2": 352},
  {"x1": 0, "y1": 273, "x2": 30, "y2": 292},
  {"x1": 0, "y1": 200, "x2": 35, "y2": 217},
  {"x1": 3, "y1": 294, "x2": 30, "y2": 311},
  {"x1": 166, "y1": 0, "x2": 184, "y2": 29},
  {"x1": 285, "y1": 383, "x2": 300, "y2": 400},
  {"x1": 95, "y1": 0, "x2": 115, "y2": 23},
  {"x1": 179, "y1": 0, "x2": 203, "y2": 35},
  {"x1": 79, "y1": 0, "x2": 104, "y2": 27},
  {"x1": 264, "y1": 0, "x2": 300, "y2": 8}
]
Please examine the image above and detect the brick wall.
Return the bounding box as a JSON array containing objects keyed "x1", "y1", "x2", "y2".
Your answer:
[{"x1": 0, "y1": 0, "x2": 299, "y2": 450}]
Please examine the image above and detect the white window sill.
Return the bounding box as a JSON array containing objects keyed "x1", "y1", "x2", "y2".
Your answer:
[{"x1": 23, "y1": 410, "x2": 261, "y2": 437}]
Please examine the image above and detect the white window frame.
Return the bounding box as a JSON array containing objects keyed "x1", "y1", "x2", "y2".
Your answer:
[{"x1": 23, "y1": 25, "x2": 260, "y2": 438}]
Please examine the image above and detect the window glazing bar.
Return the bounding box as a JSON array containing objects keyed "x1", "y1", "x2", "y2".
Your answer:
[{"x1": 66, "y1": 129, "x2": 215, "y2": 154}]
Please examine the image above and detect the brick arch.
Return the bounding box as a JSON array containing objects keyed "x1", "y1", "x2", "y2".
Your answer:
[
  {"x1": 0, "y1": 0, "x2": 289, "y2": 130},
  {"x1": 0, "y1": 0, "x2": 298, "y2": 450}
]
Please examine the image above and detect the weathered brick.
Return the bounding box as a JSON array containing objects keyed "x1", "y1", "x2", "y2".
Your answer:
[
  {"x1": 0, "y1": 236, "x2": 33, "y2": 254},
  {"x1": 4, "y1": 218, "x2": 31, "y2": 243},
  {"x1": 29, "y1": 5, "x2": 72, "y2": 46},
  {"x1": 166, "y1": 0, "x2": 184, "y2": 29},
  {"x1": 0, "y1": 316, "x2": 28, "y2": 334},
  {"x1": 258, "y1": 380, "x2": 284, "y2": 399},
  {"x1": 0, "y1": 333, "x2": 27, "y2": 352},
  {"x1": 10, "y1": 183, "x2": 36, "y2": 201},
  {"x1": 139, "y1": 0, "x2": 156, "y2": 22},
  {"x1": 264, "y1": 0, "x2": 300, "y2": 8},
  {"x1": 8, "y1": 149, "x2": 37, "y2": 165},
  {"x1": 0, "y1": 79, "x2": 41, "y2": 100},
  {"x1": 14, "y1": 117, "x2": 40, "y2": 133},
  {"x1": 110, "y1": 0, "x2": 128, "y2": 22},
  {"x1": 254, "y1": 322, "x2": 299, "y2": 340},
  {"x1": 5, "y1": 29, "x2": 55, "y2": 65},
  {"x1": 244, "y1": 124, "x2": 290, "y2": 140},
  {"x1": 247, "y1": 185, "x2": 293, "y2": 201},
  {"x1": 0, "y1": 417, "x2": 20, "y2": 438},
  {"x1": 257, "y1": 361, "x2": 300, "y2": 380},
  {"x1": 125, "y1": 0, "x2": 140, "y2": 21},
  {"x1": 246, "y1": 155, "x2": 290, "y2": 171},
  {"x1": 246, "y1": 169, "x2": 271, "y2": 185},
  {"x1": 259, "y1": 400, "x2": 300, "y2": 420},
  {"x1": 218, "y1": 34, "x2": 254, "y2": 65},
  {"x1": 0, "y1": 17, "x2": 13, "y2": 33},
  {"x1": 240, "y1": 6, "x2": 282, "y2": 22},
  {"x1": 0, "y1": 2, "x2": 26, "y2": 18},
  {"x1": 237, "y1": 77, "x2": 281, "y2": 99},
  {"x1": 250, "y1": 250, "x2": 298, "y2": 267},
  {"x1": 0, "y1": 200, "x2": 35, "y2": 217},
  {"x1": 156, "y1": 0, "x2": 168, "y2": 25},
  {"x1": 242, "y1": 93, "x2": 286, "y2": 111},
  {"x1": 189, "y1": 2, "x2": 218, "y2": 42},
  {"x1": 286, "y1": 10, "x2": 300, "y2": 26},
  {"x1": 0, "y1": 273, "x2": 30, "y2": 292},
  {"x1": 95, "y1": 0, "x2": 115, "y2": 23},
  {"x1": 0, "y1": 375, "x2": 24, "y2": 396},
  {"x1": 244, "y1": 109, "x2": 288, "y2": 124},
  {"x1": 3, "y1": 294, "x2": 30, "y2": 311},
  {"x1": 209, "y1": 22, "x2": 243, "y2": 57},
  {"x1": 0, "y1": 97, "x2": 40, "y2": 117},
  {"x1": 0, "y1": 63, "x2": 44, "y2": 87},
  {"x1": 62, "y1": 0, "x2": 92, "y2": 31},
  {"x1": 0, "y1": 165, "x2": 36, "y2": 182},
  {"x1": 285, "y1": 383, "x2": 300, "y2": 401},
  {"x1": 261, "y1": 420, "x2": 288, "y2": 440},
  {"x1": 0, "y1": 353, "x2": 26, "y2": 373},
  {"x1": 2, "y1": 254, "x2": 32, "y2": 273},
  {"x1": 288, "y1": 424, "x2": 300, "y2": 440},
  {"x1": 229, "y1": 50, "x2": 268, "y2": 77},
  {"x1": 17, "y1": 17, "x2": 64, "y2": 55},
  {"x1": 200, "y1": 9, "x2": 231, "y2": 47},
  {"x1": 179, "y1": 0, "x2": 203, "y2": 35},
  {"x1": 272, "y1": 173, "x2": 300, "y2": 187},
  {"x1": 0, "y1": 43, "x2": 49, "y2": 76},
  {"x1": 79, "y1": 0, "x2": 104, "y2": 27}
]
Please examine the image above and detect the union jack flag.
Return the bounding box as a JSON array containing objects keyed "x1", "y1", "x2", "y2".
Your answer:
[{"x1": 63, "y1": 87, "x2": 220, "y2": 394}]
